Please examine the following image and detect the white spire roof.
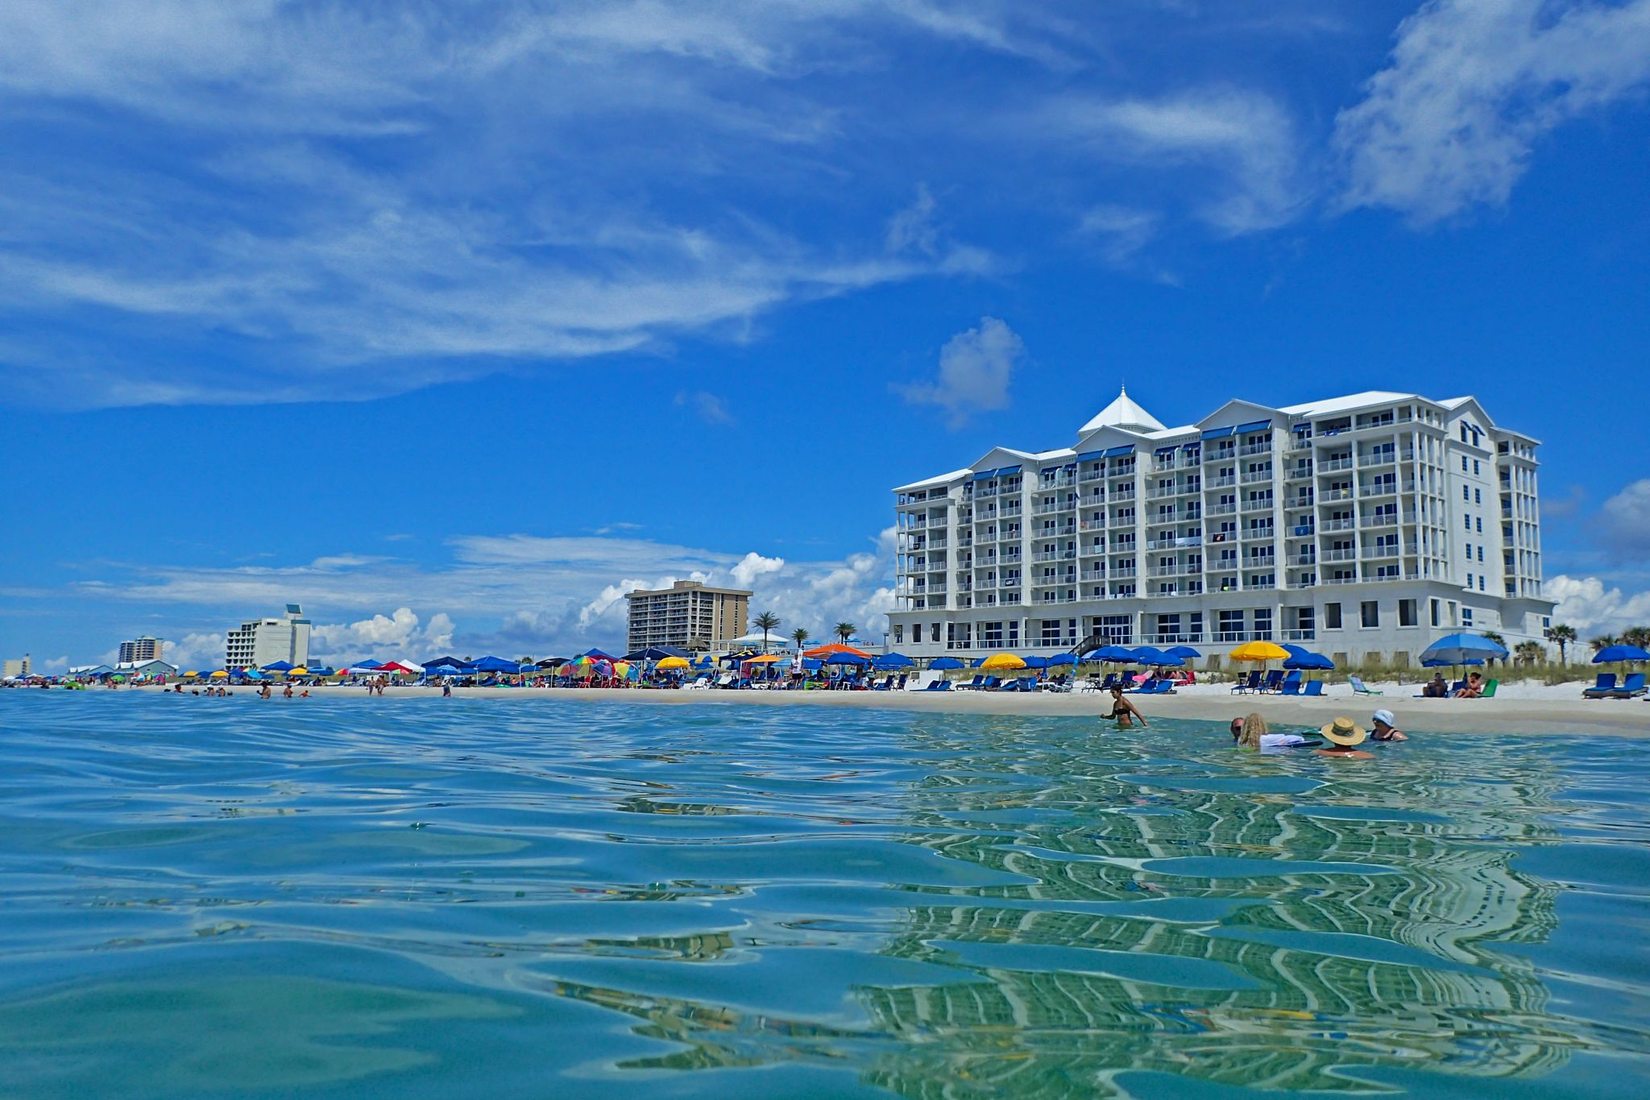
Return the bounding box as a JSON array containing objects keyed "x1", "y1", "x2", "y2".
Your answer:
[{"x1": 1079, "y1": 385, "x2": 1166, "y2": 435}]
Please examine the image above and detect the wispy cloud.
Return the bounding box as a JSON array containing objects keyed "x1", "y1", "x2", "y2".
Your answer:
[
  {"x1": 674, "y1": 390, "x2": 735, "y2": 425},
  {"x1": 1335, "y1": 0, "x2": 1650, "y2": 223}
]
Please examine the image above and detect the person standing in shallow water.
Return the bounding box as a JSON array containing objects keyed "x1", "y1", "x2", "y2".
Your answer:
[
  {"x1": 1104, "y1": 685, "x2": 1148, "y2": 729},
  {"x1": 1316, "y1": 716, "x2": 1374, "y2": 760},
  {"x1": 1370, "y1": 709, "x2": 1407, "y2": 742}
]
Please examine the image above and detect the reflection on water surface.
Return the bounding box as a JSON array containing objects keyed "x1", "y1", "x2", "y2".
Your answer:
[{"x1": 1, "y1": 693, "x2": 1647, "y2": 1098}]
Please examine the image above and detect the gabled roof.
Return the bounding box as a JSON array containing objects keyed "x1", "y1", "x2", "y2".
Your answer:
[
  {"x1": 1277, "y1": 390, "x2": 1417, "y2": 417},
  {"x1": 1195, "y1": 398, "x2": 1284, "y2": 429},
  {"x1": 1078, "y1": 385, "x2": 1166, "y2": 435},
  {"x1": 893, "y1": 468, "x2": 971, "y2": 493}
]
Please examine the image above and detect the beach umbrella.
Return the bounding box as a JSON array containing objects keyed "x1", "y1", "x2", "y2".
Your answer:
[
  {"x1": 824, "y1": 652, "x2": 871, "y2": 666},
  {"x1": 928, "y1": 656, "x2": 965, "y2": 670},
  {"x1": 980, "y1": 652, "x2": 1027, "y2": 671},
  {"x1": 288, "y1": 667, "x2": 308, "y2": 676},
  {"x1": 1086, "y1": 645, "x2": 1136, "y2": 663},
  {"x1": 210, "y1": 670, "x2": 229, "y2": 679},
  {"x1": 1228, "y1": 641, "x2": 1290, "y2": 662},
  {"x1": 261, "y1": 660, "x2": 294, "y2": 673},
  {"x1": 1592, "y1": 644, "x2": 1650, "y2": 664},
  {"x1": 1163, "y1": 645, "x2": 1202, "y2": 660},
  {"x1": 803, "y1": 643, "x2": 873, "y2": 659},
  {"x1": 745, "y1": 654, "x2": 786, "y2": 665},
  {"x1": 873, "y1": 652, "x2": 916, "y2": 670},
  {"x1": 183, "y1": 670, "x2": 200, "y2": 678},
  {"x1": 1020, "y1": 655, "x2": 1050, "y2": 670},
  {"x1": 1422, "y1": 656, "x2": 1482, "y2": 668},
  {"x1": 1420, "y1": 633, "x2": 1509, "y2": 666},
  {"x1": 1046, "y1": 653, "x2": 1077, "y2": 667},
  {"x1": 1130, "y1": 646, "x2": 1182, "y2": 667},
  {"x1": 579, "y1": 648, "x2": 619, "y2": 661},
  {"x1": 656, "y1": 656, "x2": 690, "y2": 670}
]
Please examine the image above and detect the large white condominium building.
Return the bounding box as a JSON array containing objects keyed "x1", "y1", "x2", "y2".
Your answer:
[
  {"x1": 890, "y1": 389, "x2": 1553, "y2": 665},
  {"x1": 117, "y1": 635, "x2": 163, "y2": 663},
  {"x1": 225, "y1": 604, "x2": 312, "y2": 670}
]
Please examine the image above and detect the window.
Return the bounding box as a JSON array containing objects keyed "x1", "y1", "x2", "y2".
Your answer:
[
  {"x1": 1466, "y1": 572, "x2": 1474, "y2": 588},
  {"x1": 1474, "y1": 489, "x2": 1482, "y2": 505},
  {"x1": 1477, "y1": 546, "x2": 1484, "y2": 562},
  {"x1": 1462, "y1": 608, "x2": 1474, "y2": 626},
  {"x1": 1324, "y1": 602, "x2": 1342, "y2": 629},
  {"x1": 1476, "y1": 518, "x2": 1483, "y2": 533},
  {"x1": 1361, "y1": 601, "x2": 1379, "y2": 628},
  {"x1": 1473, "y1": 460, "x2": 1481, "y2": 475},
  {"x1": 1465, "y1": 515, "x2": 1473, "y2": 531},
  {"x1": 930, "y1": 623, "x2": 942, "y2": 644},
  {"x1": 1431, "y1": 599, "x2": 1442, "y2": 627},
  {"x1": 1463, "y1": 485, "x2": 1471, "y2": 501},
  {"x1": 1461, "y1": 455, "x2": 1469, "y2": 471},
  {"x1": 1464, "y1": 542, "x2": 1472, "y2": 558},
  {"x1": 1479, "y1": 577, "x2": 1486, "y2": 591},
  {"x1": 1399, "y1": 599, "x2": 1417, "y2": 626},
  {"x1": 892, "y1": 625, "x2": 903, "y2": 645}
]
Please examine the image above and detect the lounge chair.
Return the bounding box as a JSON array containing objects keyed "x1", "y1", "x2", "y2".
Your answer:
[
  {"x1": 871, "y1": 677, "x2": 890, "y2": 691},
  {"x1": 980, "y1": 676, "x2": 1003, "y2": 692},
  {"x1": 1262, "y1": 670, "x2": 1285, "y2": 694},
  {"x1": 957, "y1": 674, "x2": 985, "y2": 691},
  {"x1": 1145, "y1": 679, "x2": 1175, "y2": 695},
  {"x1": 1479, "y1": 678, "x2": 1499, "y2": 698},
  {"x1": 922, "y1": 679, "x2": 952, "y2": 691},
  {"x1": 1303, "y1": 680, "x2": 1324, "y2": 697},
  {"x1": 1349, "y1": 676, "x2": 1382, "y2": 696},
  {"x1": 1099, "y1": 673, "x2": 1121, "y2": 691},
  {"x1": 1582, "y1": 673, "x2": 1618, "y2": 699},
  {"x1": 1231, "y1": 671, "x2": 1261, "y2": 695},
  {"x1": 1280, "y1": 679, "x2": 1301, "y2": 696},
  {"x1": 1607, "y1": 672, "x2": 1646, "y2": 699}
]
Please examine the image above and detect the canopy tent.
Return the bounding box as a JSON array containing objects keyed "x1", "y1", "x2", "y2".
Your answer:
[
  {"x1": 534, "y1": 657, "x2": 567, "y2": 669},
  {"x1": 260, "y1": 660, "x2": 294, "y2": 673},
  {"x1": 623, "y1": 646, "x2": 690, "y2": 662},
  {"x1": 469, "y1": 655, "x2": 521, "y2": 674},
  {"x1": 1419, "y1": 633, "x2": 1509, "y2": 666},
  {"x1": 421, "y1": 656, "x2": 473, "y2": 671},
  {"x1": 824, "y1": 652, "x2": 871, "y2": 666}
]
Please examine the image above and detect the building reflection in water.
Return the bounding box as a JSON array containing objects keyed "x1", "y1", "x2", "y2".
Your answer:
[{"x1": 544, "y1": 718, "x2": 1586, "y2": 1096}]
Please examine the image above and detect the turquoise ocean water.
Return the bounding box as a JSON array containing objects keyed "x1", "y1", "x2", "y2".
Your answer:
[{"x1": 2, "y1": 692, "x2": 1648, "y2": 1098}]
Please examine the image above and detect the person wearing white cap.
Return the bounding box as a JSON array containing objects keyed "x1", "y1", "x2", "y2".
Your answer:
[
  {"x1": 1315, "y1": 716, "x2": 1373, "y2": 759},
  {"x1": 1370, "y1": 709, "x2": 1407, "y2": 742}
]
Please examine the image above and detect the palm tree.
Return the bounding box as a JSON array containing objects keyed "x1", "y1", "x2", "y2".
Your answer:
[
  {"x1": 1482, "y1": 630, "x2": 1505, "y2": 666},
  {"x1": 1589, "y1": 634, "x2": 1619, "y2": 654},
  {"x1": 1622, "y1": 625, "x2": 1650, "y2": 650},
  {"x1": 834, "y1": 621, "x2": 856, "y2": 645},
  {"x1": 790, "y1": 627, "x2": 810, "y2": 652},
  {"x1": 1547, "y1": 624, "x2": 1576, "y2": 664},
  {"x1": 752, "y1": 611, "x2": 781, "y2": 654},
  {"x1": 1513, "y1": 641, "x2": 1543, "y2": 668}
]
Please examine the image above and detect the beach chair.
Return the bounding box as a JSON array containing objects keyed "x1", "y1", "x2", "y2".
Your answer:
[
  {"x1": 1479, "y1": 678, "x2": 1499, "y2": 698},
  {"x1": 958, "y1": 674, "x2": 985, "y2": 691},
  {"x1": 923, "y1": 679, "x2": 952, "y2": 691},
  {"x1": 1262, "y1": 670, "x2": 1285, "y2": 694},
  {"x1": 1280, "y1": 678, "x2": 1301, "y2": 696},
  {"x1": 871, "y1": 677, "x2": 890, "y2": 691},
  {"x1": 980, "y1": 676, "x2": 1003, "y2": 692},
  {"x1": 1231, "y1": 671, "x2": 1261, "y2": 695},
  {"x1": 1582, "y1": 673, "x2": 1618, "y2": 699},
  {"x1": 1449, "y1": 680, "x2": 1467, "y2": 696},
  {"x1": 1607, "y1": 672, "x2": 1646, "y2": 699},
  {"x1": 1303, "y1": 680, "x2": 1324, "y2": 697},
  {"x1": 1099, "y1": 673, "x2": 1120, "y2": 691},
  {"x1": 1146, "y1": 679, "x2": 1175, "y2": 695},
  {"x1": 1349, "y1": 676, "x2": 1382, "y2": 696}
]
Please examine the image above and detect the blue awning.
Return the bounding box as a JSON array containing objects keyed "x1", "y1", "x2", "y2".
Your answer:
[
  {"x1": 1154, "y1": 447, "x2": 1175, "y2": 456},
  {"x1": 1236, "y1": 419, "x2": 1272, "y2": 434},
  {"x1": 1074, "y1": 451, "x2": 1103, "y2": 462},
  {"x1": 1103, "y1": 445, "x2": 1134, "y2": 457},
  {"x1": 1181, "y1": 442, "x2": 1201, "y2": 452},
  {"x1": 970, "y1": 469, "x2": 997, "y2": 481},
  {"x1": 1201, "y1": 426, "x2": 1235, "y2": 440},
  {"x1": 996, "y1": 464, "x2": 1023, "y2": 475}
]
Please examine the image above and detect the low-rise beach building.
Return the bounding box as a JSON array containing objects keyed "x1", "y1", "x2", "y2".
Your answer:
[
  {"x1": 625, "y1": 580, "x2": 751, "y2": 655},
  {"x1": 225, "y1": 604, "x2": 312, "y2": 670},
  {"x1": 889, "y1": 388, "x2": 1555, "y2": 665}
]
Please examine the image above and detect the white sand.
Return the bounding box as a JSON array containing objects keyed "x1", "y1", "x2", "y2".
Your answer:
[{"x1": 138, "y1": 678, "x2": 1650, "y2": 737}]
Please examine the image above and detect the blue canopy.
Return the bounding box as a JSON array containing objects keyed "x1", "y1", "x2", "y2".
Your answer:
[
  {"x1": 422, "y1": 656, "x2": 474, "y2": 671},
  {"x1": 825, "y1": 652, "x2": 870, "y2": 666},
  {"x1": 423, "y1": 663, "x2": 469, "y2": 676},
  {"x1": 1420, "y1": 633, "x2": 1509, "y2": 665},
  {"x1": 470, "y1": 655, "x2": 520, "y2": 673},
  {"x1": 580, "y1": 648, "x2": 619, "y2": 661},
  {"x1": 1085, "y1": 645, "x2": 1137, "y2": 663},
  {"x1": 624, "y1": 645, "x2": 690, "y2": 662},
  {"x1": 1020, "y1": 655, "x2": 1049, "y2": 670},
  {"x1": 1163, "y1": 645, "x2": 1202, "y2": 659},
  {"x1": 928, "y1": 656, "x2": 964, "y2": 670},
  {"x1": 1593, "y1": 644, "x2": 1650, "y2": 663},
  {"x1": 1422, "y1": 656, "x2": 1483, "y2": 668},
  {"x1": 260, "y1": 660, "x2": 294, "y2": 672},
  {"x1": 873, "y1": 652, "x2": 916, "y2": 670}
]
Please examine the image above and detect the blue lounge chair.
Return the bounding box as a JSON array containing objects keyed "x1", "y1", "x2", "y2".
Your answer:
[
  {"x1": 957, "y1": 674, "x2": 985, "y2": 691},
  {"x1": 1099, "y1": 673, "x2": 1120, "y2": 691},
  {"x1": 1146, "y1": 679, "x2": 1175, "y2": 695},
  {"x1": 923, "y1": 678, "x2": 952, "y2": 691},
  {"x1": 1231, "y1": 671, "x2": 1261, "y2": 695},
  {"x1": 1280, "y1": 678, "x2": 1301, "y2": 696},
  {"x1": 1582, "y1": 673, "x2": 1618, "y2": 699},
  {"x1": 980, "y1": 676, "x2": 1003, "y2": 691},
  {"x1": 1303, "y1": 680, "x2": 1324, "y2": 697},
  {"x1": 871, "y1": 677, "x2": 890, "y2": 691},
  {"x1": 1262, "y1": 670, "x2": 1285, "y2": 694},
  {"x1": 1607, "y1": 672, "x2": 1645, "y2": 699},
  {"x1": 1349, "y1": 676, "x2": 1382, "y2": 696}
]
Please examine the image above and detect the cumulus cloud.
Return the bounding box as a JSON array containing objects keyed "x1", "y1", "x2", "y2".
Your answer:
[
  {"x1": 310, "y1": 608, "x2": 456, "y2": 660},
  {"x1": 1336, "y1": 0, "x2": 1650, "y2": 223},
  {"x1": 731, "y1": 551, "x2": 785, "y2": 588},
  {"x1": 897, "y1": 316, "x2": 1025, "y2": 427},
  {"x1": 163, "y1": 632, "x2": 227, "y2": 671},
  {"x1": 1548, "y1": 575, "x2": 1650, "y2": 637},
  {"x1": 1596, "y1": 478, "x2": 1650, "y2": 558}
]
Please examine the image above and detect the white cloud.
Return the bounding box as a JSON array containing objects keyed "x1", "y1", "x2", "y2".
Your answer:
[
  {"x1": 309, "y1": 607, "x2": 457, "y2": 660},
  {"x1": 897, "y1": 316, "x2": 1025, "y2": 427},
  {"x1": 1597, "y1": 478, "x2": 1650, "y2": 558},
  {"x1": 163, "y1": 632, "x2": 227, "y2": 671},
  {"x1": 1548, "y1": 575, "x2": 1650, "y2": 637},
  {"x1": 674, "y1": 390, "x2": 735, "y2": 425},
  {"x1": 1078, "y1": 204, "x2": 1161, "y2": 263},
  {"x1": 1336, "y1": 0, "x2": 1650, "y2": 223},
  {"x1": 731, "y1": 551, "x2": 785, "y2": 588},
  {"x1": 1037, "y1": 88, "x2": 1305, "y2": 233}
]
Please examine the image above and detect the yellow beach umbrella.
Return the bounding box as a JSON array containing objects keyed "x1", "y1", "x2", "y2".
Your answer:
[
  {"x1": 980, "y1": 652, "x2": 1027, "y2": 671},
  {"x1": 183, "y1": 670, "x2": 200, "y2": 678},
  {"x1": 745, "y1": 654, "x2": 786, "y2": 665},
  {"x1": 288, "y1": 667, "x2": 308, "y2": 676},
  {"x1": 1228, "y1": 641, "x2": 1290, "y2": 663},
  {"x1": 656, "y1": 656, "x2": 690, "y2": 670},
  {"x1": 209, "y1": 670, "x2": 229, "y2": 679}
]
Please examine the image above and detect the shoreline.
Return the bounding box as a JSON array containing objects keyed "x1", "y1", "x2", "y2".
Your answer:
[{"x1": 127, "y1": 682, "x2": 1650, "y2": 737}]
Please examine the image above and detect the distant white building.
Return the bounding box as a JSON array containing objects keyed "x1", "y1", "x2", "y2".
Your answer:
[
  {"x1": 225, "y1": 604, "x2": 312, "y2": 670},
  {"x1": 114, "y1": 659, "x2": 178, "y2": 679},
  {"x1": 117, "y1": 635, "x2": 164, "y2": 663},
  {"x1": 889, "y1": 388, "x2": 1554, "y2": 666}
]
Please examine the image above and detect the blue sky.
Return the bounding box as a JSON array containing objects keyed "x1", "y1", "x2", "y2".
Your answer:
[{"x1": 4, "y1": 0, "x2": 1650, "y2": 670}]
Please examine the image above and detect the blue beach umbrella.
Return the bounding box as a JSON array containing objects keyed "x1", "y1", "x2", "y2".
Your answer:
[
  {"x1": 1130, "y1": 646, "x2": 1183, "y2": 667},
  {"x1": 1163, "y1": 645, "x2": 1202, "y2": 660},
  {"x1": 825, "y1": 652, "x2": 870, "y2": 666},
  {"x1": 260, "y1": 660, "x2": 294, "y2": 673},
  {"x1": 1420, "y1": 633, "x2": 1509, "y2": 665},
  {"x1": 1086, "y1": 645, "x2": 1136, "y2": 663},
  {"x1": 1593, "y1": 644, "x2": 1650, "y2": 663},
  {"x1": 873, "y1": 652, "x2": 916, "y2": 670},
  {"x1": 1046, "y1": 653, "x2": 1077, "y2": 666},
  {"x1": 928, "y1": 656, "x2": 964, "y2": 670},
  {"x1": 1422, "y1": 656, "x2": 1482, "y2": 668},
  {"x1": 1020, "y1": 655, "x2": 1050, "y2": 670}
]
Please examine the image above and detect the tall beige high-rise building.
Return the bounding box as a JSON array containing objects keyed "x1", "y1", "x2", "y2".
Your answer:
[
  {"x1": 2, "y1": 654, "x2": 31, "y2": 677},
  {"x1": 625, "y1": 581, "x2": 751, "y2": 654},
  {"x1": 225, "y1": 604, "x2": 312, "y2": 670},
  {"x1": 118, "y1": 635, "x2": 163, "y2": 663}
]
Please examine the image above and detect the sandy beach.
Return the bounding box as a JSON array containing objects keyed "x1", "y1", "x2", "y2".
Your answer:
[{"x1": 136, "y1": 680, "x2": 1650, "y2": 737}]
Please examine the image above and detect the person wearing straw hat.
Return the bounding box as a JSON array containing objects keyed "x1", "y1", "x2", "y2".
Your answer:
[
  {"x1": 1370, "y1": 709, "x2": 1407, "y2": 742},
  {"x1": 1316, "y1": 716, "x2": 1373, "y2": 759}
]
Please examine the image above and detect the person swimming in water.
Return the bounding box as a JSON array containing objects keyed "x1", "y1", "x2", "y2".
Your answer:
[
  {"x1": 1316, "y1": 716, "x2": 1374, "y2": 760},
  {"x1": 1230, "y1": 713, "x2": 1321, "y2": 750},
  {"x1": 1370, "y1": 709, "x2": 1408, "y2": 742},
  {"x1": 1104, "y1": 685, "x2": 1148, "y2": 729}
]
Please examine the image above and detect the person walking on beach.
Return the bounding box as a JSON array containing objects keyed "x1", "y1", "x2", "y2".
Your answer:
[
  {"x1": 1104, "y1": 685, "x2": 1148, "y2": 729},
  {"x1": 1315, "y1": 717, "x2": 1374, "y2": 759},
  {"x1": 1370, "y1": 709, "x2": 1408, "y2": 742}
]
